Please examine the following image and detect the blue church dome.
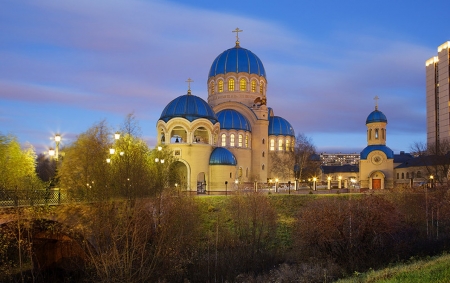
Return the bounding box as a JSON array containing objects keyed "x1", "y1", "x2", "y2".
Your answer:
[
  {"x1": 360, "y1": 145, "x2": 394, "y2": 159},
  {"x1": 268, "y1": 116, "x2": 295, "y2": 136},
  {"x1": 208, "y1": 45, "x2": 266, "y2": 78},
  {"x1": 216, "y1": 109, "x2": 252, "y2": 132},
  {"x1": 159, "y1": 93, "x2": 218, "y2": 124},
  {"x1": 366, "y1": 109, "x2": 387, "y2": 124},
  {"x1": 209, "y1": 147, "x2": 237, "y2": 165}
]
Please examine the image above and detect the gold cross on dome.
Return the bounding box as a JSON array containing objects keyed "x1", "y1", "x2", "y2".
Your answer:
[
  {"x1": 232, "y1": 27, "x2": 243, "y2": 45},
  {"x1": 186, "y1": 78, "x2": 194, "y2": 94},
  {"x1": 374, "y1": 96, "x2": 379, "y2": 110}
]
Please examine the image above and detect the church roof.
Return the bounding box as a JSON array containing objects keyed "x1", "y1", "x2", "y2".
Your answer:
[
  {"x1": 208, "y1": 44, "x2": 266, "y2": 78},
  {"x1": 216, "y1": 109, "x2": 252, "y2": 132},
  {"x1": 159, "y1": 93, "x2": 217, "y2": 124},
  {"x1": 360, "y1": 145, "x2": 394, "y2": 159},
  {"x1": 366, "y1": 109, "x2": 387, "y2": 124},
  {"x1": 209, "y1": 147, "x2": 237, "y2": 165},
  {"x1": 268, "y1": 116, "x2": 295, "y2": 136}
]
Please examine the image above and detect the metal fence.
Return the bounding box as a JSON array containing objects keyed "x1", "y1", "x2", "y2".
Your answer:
[{"x1": 0, "y1": 189, "x2": 67, "y2": 207}]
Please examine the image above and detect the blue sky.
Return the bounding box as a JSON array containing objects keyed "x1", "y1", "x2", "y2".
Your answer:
[{"x1": 1, "y1": 0, "x2": 449, "y2": 154}]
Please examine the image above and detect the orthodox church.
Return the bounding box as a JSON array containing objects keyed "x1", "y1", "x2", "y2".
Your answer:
[{"x1": 156, "y1": 29, "x2": 295, "y2": 192}]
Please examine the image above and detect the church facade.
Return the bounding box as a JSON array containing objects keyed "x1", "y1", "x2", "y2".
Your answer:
[{"x1": 156, "y1": 32, "x2": 295, "y2": 192}]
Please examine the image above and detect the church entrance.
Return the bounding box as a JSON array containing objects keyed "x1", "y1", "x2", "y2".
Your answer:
[
  {"x1": 197, "y1": 172, "x2": 207, "y2": 194},
  {"x1": 372, "y1": 179, "x2": 381, "y2": 190}
]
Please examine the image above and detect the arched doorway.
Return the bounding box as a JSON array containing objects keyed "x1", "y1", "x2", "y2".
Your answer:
[
  {"x1": 369, "y1": 171, "x2": 385, "y2": 190},
  {"x1": 169, "y1": 161, "x2": 188, "y2": 192}
]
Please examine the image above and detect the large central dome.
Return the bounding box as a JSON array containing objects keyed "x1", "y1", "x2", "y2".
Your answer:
[{"x1": 208, "y1": 44, "x2": 266, "y2": 78}]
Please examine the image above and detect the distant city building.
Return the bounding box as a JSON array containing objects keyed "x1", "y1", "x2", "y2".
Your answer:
[
  {"x1": 426, "y1": 41, "x2": 450, "y2": 148},
  {"x1": 319, "y1": 153, "x2": 360, "y2": 166}
]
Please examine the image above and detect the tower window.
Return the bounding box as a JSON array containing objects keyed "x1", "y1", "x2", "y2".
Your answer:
[
  {"x1": 246, "y1": 167, "x2": 248, "y2": 177},
  {"x1": 240, "y1": 79, "x2": 247, "y2": 91},
  {"x1": 262, "y1": 164, "x2": 265, "y2": 170},
  {"x1": 210, "y1": 81, "x2": 215, "y2": 95},
  {"x1": 375, "y1": 129, "x2": 379, "y2": 139},
  {"x1": 239, "y1": 167, "x2": 243, "y2": 177},
  {"x1": 230, "y1": 134, "x2": 235, "y2": 146},
  {"x1": 260, "y1": 81, "x2": 265, "y2": 94},
  {"x1": 270, "y1": 139, "x2": 275, "y2": 151},
  {"x1": 286, "y1": 139, "x2": 290, "y2": 151},
  {"x1": 262, "y1": 151, "x2": 265, "y2": 157},
  {"x1": 245, "y1": 135, "x2": 249, "y2": 147},
  {"x1": 238, "y1": 134, "x2": 243, "y2": 147},
  {"x1": 221, "y1": 134, "x2": 226, "y2": 146},
  {"x1": 262, "y1": 138, "x2": 265, "y2": 145},
  {"x1": 251, "y1": 80, "x2": 256, "y2": 92},
  {"x1": 218, "y1": 80, "x2": 224, "y2": 93},
  {"x1": 228, "y1": 79, "x2": 235, "y2": 91},
  {"x1": 278, "y1": 140, "x2": 283, "y2": 151}
]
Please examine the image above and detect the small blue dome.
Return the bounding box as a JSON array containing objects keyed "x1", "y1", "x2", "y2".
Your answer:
[
  {"x1": 268, "y1": 116, "x2": 295, "y2": 136},
  {"x1": 360, "y1": 145, "x2": 394, "y2": 159},
  {"x1": 159, "y1": 94, "x2": 217, "y2": 124},
  {"x1": 216, "y1": 109, "x2": 252, "y2": 132},
  {"x1": 208, "y1": 45, "x2": 266, "y2": 78},
  {"x1": 209, "y1": 147, "x2": 237, "y2": 165},
  {"x1": 366, "y1": 109, "x2": 387, "y2": 124}
]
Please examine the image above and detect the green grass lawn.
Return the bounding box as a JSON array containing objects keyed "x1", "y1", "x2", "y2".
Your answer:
[{"x1": 336, "y1": 253, "x2": 450, "y2": 283}]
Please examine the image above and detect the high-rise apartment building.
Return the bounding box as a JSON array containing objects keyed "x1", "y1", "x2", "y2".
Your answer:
[{"x1": 426, "y1": 41, "x2": 450, "y2": 148}]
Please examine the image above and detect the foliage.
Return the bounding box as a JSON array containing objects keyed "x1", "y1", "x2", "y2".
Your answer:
[{"x1": 0, "y1": 133, "x2": 43, "y2": 191}]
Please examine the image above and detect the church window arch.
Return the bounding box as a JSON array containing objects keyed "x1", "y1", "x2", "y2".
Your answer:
[
  {"x1": 210, "y1": 81, "x2": 215, "y2": 95},
  {"x1": 397, "y1": 173, "x2": 399, "y2": 179},
  {"x1": 218, "y1": 80, "x2": 224, "y2": 93},
  {"x1": 401, "y1": 172, "x2": 404, "y2": 179},
  {"x1": 406, "y1": 172, "x2": 410, "y2": 179},
  {"x1": 375, "y1": 129, "x2": 379, "y2": 139},
  {"x1": 260, "y1": 81, "x2": 265, "y2": 94},
  {"x1": 368, "y1": 129, "x2": 372, "y2": 140},
  {"x1": 278, "y1": 139, "x2": 283, "y2": 151},
  {"x1": 286, "y1": 139, "x2": 290, "y2": 151},
  {"x1": 246, "y1": 168, "x2": 248, "y2": 177},
  {"x1": 240, "y1": 79, "x2": 247, "y2": 91},
  {"x1": 382, "y1": 129, "x2": 385, "y2": 139},
  {"x1": 270, "y1": 139, "x2": 275, "y2": 151},
  {"x1": 245, "y1": 135, "x2": 249, "y2": 147},
  {"x1": 262, "y1": 164, "x2": 265, "y2": 170},
  {"x1": 262, "y1": 151, "x2": 265, "y2": 157},
  {"x1": 239, "y1": 167, "x2": 243, "y2": 178},
  {"x1": 251, "y1": 80, "x2": 256, "y2": 92},
  {"x1": 230, "y1": 134, "x2": 235, "y2": 146},
  {"x1": 238, "y1": 134, "x2": 243, "y2": 147},
  {"x1": 221, "y1": 134, "x2": 226, "y2": 146},
  {"x1": 228, "y1": 78, "x2": 235, "y2": 91},
  {"x1": 262, "y1": 138, "x2": 265, "y2": 145}
]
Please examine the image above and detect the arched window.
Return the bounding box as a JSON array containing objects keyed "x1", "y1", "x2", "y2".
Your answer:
[
  {"x1": 406, "y1": 172, "x2": 410, "y2": 179},
  {"x1": 417, "y1": 171, "x2": 422, "y2": 178},
  {"x1": 286, "y1": 139, "x2": 290, "y2": 151},
  {"x1": 228, "y1": 79, "x2": 235, "y2": 91},
  {"x1": 375, "y1": 129, "x2": 379, "y2": 139},
  {"x1": 368, "y1": 129, "x2": 372, "y2": 140},
  {"x1": 251, "y1": 80, "x2": 256, "y2": 92},
  {"x1": 240, "y1": 79, "x2": 247, "y2": 91},
  {"x1": 238, "y1": 134, "x2": 243, "y2": 147},
  {"x1": 260, "y1": 81, "x2": 265, "y2": 94},
  {"x1": 278, "y1": 140, "x2": 283, "y2": 151},
  {"x1": 230, "y1": 134, "x2": 235, "y2": 146},
  {"x1": 230, "y1": 172, "x2": 232, "y2": 178},
  {"x1": 246, "y1": 168, "x2": 248, "y2": 177},
  {"x1": 210, "y1": 81, "x2": 215, "y2": 94},
  {"x1": 221, "y1": 134, "x2": 226, "y2": 146},
  {"x1": 239, "y1": 167, "x2": 243, "y2": 177},
  {"x1": 397, "y1": 173, "x2": 399, "y2": 179},
  {"x1": 262, "y1": 164, "x2": 265, "y2": 170},
  {"x1": 291, "y1": 140, "x2": 294, "y2": 151},
  {"x1": 245, "y1": 135, "x2": 249, "y2": 147},
  {"x1": 262, "y1": 151, "x2": 265, "y2": 157},
  {"x1": 218, "y1": 80, "x2": 224, "y2": 93},
  {"x1": 262, "y1": 138, "x2": 265, "y2": 145},
  {"x1": 270, "y1": 139, "x2": 275, "y2": 151},
  {"x1": 382, "y1": 129, "x2": 385, "y2": 139},
  {"x1": 401, "y1": 172, "x2": 404, "y2": 179}
]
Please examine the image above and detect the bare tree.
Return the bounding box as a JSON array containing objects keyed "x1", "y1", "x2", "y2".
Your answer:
[
  {"x1": 411, "y1": 140, "x2": 450, "y2": 185},
  {"x1": 292, "y1": 133, "x2": 319, "y2": 182}
]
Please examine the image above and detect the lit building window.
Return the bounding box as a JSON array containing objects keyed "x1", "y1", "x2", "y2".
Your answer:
[
  {"x1": 210, "y1": 81, "x2": 215, "y2": 94},
  {"x1": 245, "y1": 135, "x2": 249, "y2": 147},
  {"x1": 291, "y1": 140, "x2": 294, "y2": 151},
  {"x1": 228, "y1": 79, "x2": 235, "y2": 91},
  {"x1": 375, "y1": 129, "x2": 379, "y2": 139},
  {"x1": 260, "y1": 81, "x2": 264, "y2": 94},
  {"x1": 240, "y1": 79, "x2": 246, "y2": 91},
  {"x1": 278, "y1": 139, "x2": 283, "y2": 151},
  {"x1": 286, "y1": 139, "x2": 290, "y2": 151},
  {"x1": 218, "y1": 80, "x2": 224, "y2": 93},
  {"x1": 239, "y1": 167, "x2": 242, "y2": 177},
  {"x1": 270, "y1": 139, "x2": 274, "y2": 151},
  {"x1": 251, "y1": 80, "x2": 256, "y2": 92},
  {"x1": 238, "y1": 134, "x2": 243, "y2": 147},
  {"x1": 221, "y1": 134, "x2": 226, "y2": 146},
  {"x1": 230, "y1": 134, "x2": 235, "y2": 146}
]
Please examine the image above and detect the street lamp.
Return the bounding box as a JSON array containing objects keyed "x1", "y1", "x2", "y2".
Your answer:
[
  {"x1": 275, "y1": 178, "x2": 279, "y2": 193},
  {"x1": 294, "y1": 164, "x2": 299, "y2": 191},
  {"x1": 225, "y1": 181, "x2": 228, "y2": 196},
  {"x1": 54, "y1": 134, "x2": 61, "y2": 161},
  {"x1": 48, "y1": 148, "x2": 55, "y2": 158},
  {"x1": 430, "y1": 175, "x2": 434, "y2": 189},
  {"x1": 288, "y1": 180, "x2": 291, "y2": 195},
  {"x1": 115, "y1": 132, "x2": 121, "y2": 140},
  {"x1": 327, "y1": 176, "x2": 331, "y2": 190},
  {"x1": 313, "y1": 177, "x2": 317, "y2": 191}
]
